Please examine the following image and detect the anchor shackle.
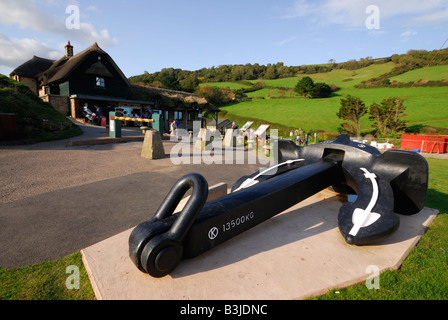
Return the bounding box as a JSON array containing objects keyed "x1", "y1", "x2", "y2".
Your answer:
[
  {"x1": 129, "y1": 173, "x2": 208, "y2": 277},
  {"x1": 153, "y1": 173, "x2": 209, "y2": 241}
]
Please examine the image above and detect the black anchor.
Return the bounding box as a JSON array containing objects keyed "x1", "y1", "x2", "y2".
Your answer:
[{"x1": 129, "y1": 134, "x2": 428, "y2": 277}]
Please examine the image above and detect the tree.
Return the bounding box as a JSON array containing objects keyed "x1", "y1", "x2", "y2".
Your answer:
[
  {"x1": 312, "y1": 82, "x2": 332, "y2": 98},
  {"x1": 179, "y1": 74, "x2": 199, "y2": 93},
  {"x1": 295, "y1": 77, "x2": 332, "y2": 98},
  {"x1": 337, "y1": 95, "x2": 367, "y2": 137},
  {"x1": 369, "y1": 97, "x2": 407, "y2": 136},
  {"x1": 264, "y1": 65, "x2": 278, "y2": 80},
  {"x1": 295, "y1": 76, "x2": 315, "y2": 98}
]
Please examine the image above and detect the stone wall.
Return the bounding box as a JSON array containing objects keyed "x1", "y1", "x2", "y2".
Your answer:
[
  {"x1": 14, "y1": 76, "x2": 38, "y2": 95},
  {"x1": 41, "y1": 95, "x2": 70, "y2": 116}
]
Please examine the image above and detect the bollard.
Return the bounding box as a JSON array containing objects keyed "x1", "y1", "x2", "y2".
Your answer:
[
  {"x1": 140, "y1": 126, "x2": 149, "y2": 135},
  {"x1": 109, "y1": 112, "x2": 122, "y2": 138},
  {"x1": 223, "y1": 128, "x2": 242, "y2": 148},
  {"x1": 194, "y1": 128, "x2": 212, "y2": 150},
  {"x1": 141, "y1": 129, "x2": 165, "y2": 160}
]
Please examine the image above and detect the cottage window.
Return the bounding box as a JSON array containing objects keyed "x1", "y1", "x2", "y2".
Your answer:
[
  {"x1": 174, "y1": 111, "x2": 183, "y2": 120},
  {"x1": 96, "y1": 77, "x2": 105, "y2": 88}
]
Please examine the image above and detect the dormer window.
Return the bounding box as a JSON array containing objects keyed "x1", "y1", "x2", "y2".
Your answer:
[{"x1": 96, "y1": 77, "x2": 105, "y2": 88}]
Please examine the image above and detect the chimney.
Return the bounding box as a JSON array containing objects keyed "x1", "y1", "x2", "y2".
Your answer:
[{"x1": 65, "y1": 41, "x2": 74, "y2": 57}]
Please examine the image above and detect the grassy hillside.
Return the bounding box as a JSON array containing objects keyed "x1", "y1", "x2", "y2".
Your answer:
[
  {"x1": 242, "y1": 62, "x2": 397, "y2": 89},
  {"x1": 215, "y1": 64, "x2": 448, "y2": 136},
  {"x1": 199, "y1": 81, "x2": 251, "y2": 90},
  {"x1": 220, "y1": 86, "x2": 448, "y2": 134},
  {"x1": 0, "y1": 74, "x2": 82, "y2": 142},
  {"x1": 390, "y1": 64, "x2": 448, "y2": 82}
]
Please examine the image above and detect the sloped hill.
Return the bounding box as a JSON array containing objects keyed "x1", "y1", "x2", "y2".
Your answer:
[
  {"x1": 217, "y1": 63, "x2": 448, "y2": 136},
  {"x1": 0, "y1": 74, "x2": 82, "y2": 142},
  {"x1": 390, "y1": 64, "x2": 448, "y2": 83}
]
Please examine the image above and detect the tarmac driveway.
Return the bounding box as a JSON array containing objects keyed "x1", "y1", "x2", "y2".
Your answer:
[{"x1": 0, "y1": 124, "x2": 262, "y2": 268}]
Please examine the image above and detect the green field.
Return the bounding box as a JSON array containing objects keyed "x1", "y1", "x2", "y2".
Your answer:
[
  {"x1": 214, "y1": 64, "x2": 448, "y2": 134},
  {"x1": 221, "y1": 86, "x2": 448, "y2": 133},
  {"x1": 390, "y1": 65, "x2": 448, "y2": 82},
  {"x1": 241, "y1": 62, "x2": 396, "y2": 89},
  {"x1": 199, "y1": 81, "x2": 251, "y2": 90}
]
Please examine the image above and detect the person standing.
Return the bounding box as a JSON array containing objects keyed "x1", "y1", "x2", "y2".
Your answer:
[
  {"x1": 296, "y1": 135, "x2": 301, "y2": 145},
  {"x1": 95, "y1": 105, "x2": 102, "y2": 126},
  {"x1": 170, "y1": 120, "x2": 178, "y2": 139}
]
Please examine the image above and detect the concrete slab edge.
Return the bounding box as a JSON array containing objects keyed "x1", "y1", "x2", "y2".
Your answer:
[
  {"x1": 81, "y1": 248, "x2": 102, "y2": 300},
  {"x1": 300, "y1": 207, "x2": 439, "y2": 300}
]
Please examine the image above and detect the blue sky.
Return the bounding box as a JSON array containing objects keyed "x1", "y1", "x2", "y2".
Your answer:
[{"x1": 1, "y1": 0, "x2": 447, "y2": 78}]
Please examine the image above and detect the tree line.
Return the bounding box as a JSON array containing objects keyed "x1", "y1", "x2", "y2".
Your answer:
[
  {"x1": 129, "y1": 48, "x2": 448, "y2": 93},
  {"x1": 128, "y1": 59, "x2": 379, "y2": 93}
]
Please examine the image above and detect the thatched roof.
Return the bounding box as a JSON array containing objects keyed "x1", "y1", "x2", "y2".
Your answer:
[
  {"x1": 10, "y1": 56, "x2": 55, "y2": 78},
  {"x1": 37, "y1": 43, "x2": 130, "y2": 86}
]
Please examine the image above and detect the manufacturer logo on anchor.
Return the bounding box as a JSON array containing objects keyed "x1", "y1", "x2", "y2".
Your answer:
[{"x1": 208, "y1": 227, "x2": 219, "y2": 240}]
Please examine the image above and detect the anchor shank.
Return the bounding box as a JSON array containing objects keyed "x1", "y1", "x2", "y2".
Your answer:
[{"x1": 182, "y1": 156, "x2": 342, "y2": 258}]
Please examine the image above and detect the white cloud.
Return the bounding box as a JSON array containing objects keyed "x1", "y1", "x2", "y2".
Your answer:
[
  {"x1": 274, "y1": 36, "x2": 298, "y2": 47},
  {"x1": 401, "y1": 30, "x2": 418, "y2": 38},
  {"x1": 283, "y1": 0, "x2": 448, "y2": 28},
  {"x1": 411, "y1": 7, "x2": 448, "y2": 25},
  {"x1": 0, "y1": 0, "x2": 118, "y2": 74},
  {"x1": 281, "y1": 0, "x2": 318, "y2": 19},
  {"x1": 0, "y1": 0, "x2": 117, "y2": 47},
  {"x1": 86, "y1": 5, "x2": 98, "y2": 12},
  {"x1": 399, "y1": 29, "x2": 418, "y2": 43},
  {"x1": 0, "y1": 34, "x2": 62, "y2": 72}
]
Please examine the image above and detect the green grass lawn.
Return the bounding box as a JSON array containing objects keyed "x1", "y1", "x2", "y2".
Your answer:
[
  {"x1": 221, "y1": 86, "x2": 448, "y2": 134},
  {"x1": 0, "y1": 252, "x2": 95, "y2": 300}
]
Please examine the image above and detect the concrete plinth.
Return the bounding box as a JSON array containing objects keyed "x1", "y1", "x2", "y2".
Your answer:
[
  {"x1": 141, "y1": 130, "x2": 165, "y2": 160},
  {"x1": 223, "y1": 129, "x2": 242, "y2": 148},
  {"x1": 194, "y1": 128, "x2": 212, "y2": 150},
  {"x1": 82, "y1": 188, "x2": 438, "y2": 300}
]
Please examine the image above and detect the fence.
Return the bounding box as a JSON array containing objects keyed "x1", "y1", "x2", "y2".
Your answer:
[
  {"x1": 401, "y1": 134, "x2": 448, "y2": 154},
  {"x1": 352, "y1": 134, "x2": 448, "y2": 154}
]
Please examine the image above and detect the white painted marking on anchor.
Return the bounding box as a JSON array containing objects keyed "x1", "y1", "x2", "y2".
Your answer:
[
  {"x1": 233, "y1": 159, "x2": 305, "y2": 192},
  {"x1": 349, "y1": 168, "x2": 381, "y2": 236}
]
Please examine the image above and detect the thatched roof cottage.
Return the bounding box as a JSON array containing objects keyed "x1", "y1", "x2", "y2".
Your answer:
[{"x1": 10, "y1": 42, "x2": 219, "y2": 131}]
